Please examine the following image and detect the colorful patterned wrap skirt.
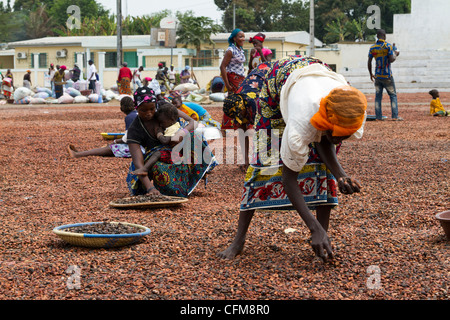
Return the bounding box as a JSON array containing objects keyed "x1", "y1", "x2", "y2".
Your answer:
[
  {"x1": 119, "y1": 77, "x2": 132, "y2": 95},
  {"x1": 222, "y1": 72, "x2": 246, "y2": 130},
  {"x1": 126, "y1": 131, "x2": 216, "y2": 197},
  {"x1": 222, "y1": 62, "x2": 272, "y2": 130},
  {"x1": 240, "y1": 56, "x2": 340, "y2": 211},
  {"x1": 109, "y1": 143, "x2": 145, "y2": 158}
]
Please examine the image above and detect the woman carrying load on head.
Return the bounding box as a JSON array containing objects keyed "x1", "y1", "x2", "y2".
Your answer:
[{"x1": 217, "y1": 55, "x2": 367, "y2": 262}]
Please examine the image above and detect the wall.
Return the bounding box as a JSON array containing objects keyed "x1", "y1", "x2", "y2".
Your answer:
[{"x1": 392, "y1": 0, "x2": 450, "y2": 51}]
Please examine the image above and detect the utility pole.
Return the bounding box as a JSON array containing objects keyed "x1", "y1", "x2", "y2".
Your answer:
[
  {"x1": 309, "y1": 0, "x2": 315, "y2": 56},
  {"x1": 117, "y1": 0, "x2": 123, "y2": 67},
  {"x1": 233, "y1": 2, "x2": 236, "y2": 30}
]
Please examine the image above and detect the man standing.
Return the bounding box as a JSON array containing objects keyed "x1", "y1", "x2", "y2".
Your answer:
[
  {"x1": 87, "y1": 59, "x2": 97, "y2": 93},
  {"x1": 168, "y1": 64, "x2": 176, "y2": 88},
  {"x1": 132, "y1": 66, "x2": 144, "y2": 91},
  {"x1": 368, "y1": 29, "x2": 402, "y2": 121}
]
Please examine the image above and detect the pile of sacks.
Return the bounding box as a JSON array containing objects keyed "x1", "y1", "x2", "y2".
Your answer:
[
  {"x1": 11, "y1": 86, "x2": 124, "y2": 105},
  {"x1": 167, "y1": 82, "x2": 227, "y2": 105}
]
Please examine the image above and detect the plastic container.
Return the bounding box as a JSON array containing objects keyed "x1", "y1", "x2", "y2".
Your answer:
[{"x1": 435, "y1": 210, "x2": 450, "y2": 240}]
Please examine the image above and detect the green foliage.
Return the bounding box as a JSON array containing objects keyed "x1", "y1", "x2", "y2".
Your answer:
[
  {"x1": 215, "y1": 0, "x2": 411, "y2": 42},
  {"x1": 47, "y1": 0, "x2": 109, "y2": 27},
  {"x1": 315, "y1": 0, "x2": 411, "y2": 43},
  {"x1": 176, "y1": 11, "x2": 223, "y2": 54},
  {"x1": 2, "y1": 0, "x2": 411, "y2": 45}
]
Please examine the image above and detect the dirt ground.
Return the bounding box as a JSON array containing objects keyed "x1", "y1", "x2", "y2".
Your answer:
[{"x1": 0, "y1": 92, "x2": 449, "y2": 304}]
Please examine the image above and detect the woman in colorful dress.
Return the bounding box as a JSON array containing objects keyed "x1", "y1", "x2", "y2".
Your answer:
[
  {"x1": 118, "y1": 62, "x2": 133, "y2": 95},
  {"x1": 220, "y1": 29, "x2": 250, "y2": 170},
  {"x1": 126, "y1": 87, "x2": 216, "y2": 197},
  {"x1": 220, "y1": 29, "x2": 246, "y2": 95},
  {"x1": 248, "y1": 33, "x2": 273, "y2": 73},
  {"x1": 53, "y1": 65, "x2": 67, "y2": 98},
  {"x1": 217, "y1": 56, "x2": 367, "y2": 262}
]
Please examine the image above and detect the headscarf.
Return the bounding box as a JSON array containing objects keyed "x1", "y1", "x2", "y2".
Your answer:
[
  {"x1": 249, "y1": 32, "x2": 265, "y2": 43},
  {"x1": 228, "y1": 28, "x2": 242, "y2": 46},
  {"x1": 133, "y1": 86, "x2": 157, "y2": 109},
  {"x1": 310, "y1": 86, "x2": 367, "y2": 137},
  {"x1": 60, "y1": 65, "x2": 67, "y2": 71}
]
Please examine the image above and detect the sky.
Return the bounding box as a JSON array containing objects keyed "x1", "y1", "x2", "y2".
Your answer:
[{"x1": 97, "y1": 0, "x2": 224, "y2": 23}]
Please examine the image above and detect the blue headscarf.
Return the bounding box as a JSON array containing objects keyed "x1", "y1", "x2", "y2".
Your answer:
[{"x1": 228, "y1": 28, "x2": 242, "y2": 46}]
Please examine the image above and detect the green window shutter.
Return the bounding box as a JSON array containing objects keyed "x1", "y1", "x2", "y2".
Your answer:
[
  {"x1": 123, "y1": 51, "x2": 138, "y2": 68},
  {"x1": 31, "y1": 53, "x2": 34, "y2": 68},
  {"x1": 39, "y1": 53, "x2": 47, "y2": 68},
  {"x1": 105, "y1": 52, "x2": 117, "y2": 68},
  {"x1": 198, "y1": 50, "x2": 212, "y2": 67}
]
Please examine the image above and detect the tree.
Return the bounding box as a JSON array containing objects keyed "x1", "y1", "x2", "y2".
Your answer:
[
  {"x1": 26, "y1": 5, "x2": 56, "y2": 39},
  {"x1": 48, "y1": 0, "x2": 109, "y2": 28},
  {"x1": 315, "y1": 0, "x2": 411, "y2": 42},
  {"x1": 123, "y1": 11, "x2": 171, "y2": 35},
  {"x1": 215, "y1": 0, "x2": 307, "y2": 32},
  {"x1": 175, "y1": 11, "x2": 223, "y2": 66},
  {"x1": 324, "y1": 14, "x2": 351, "y2": 43}
]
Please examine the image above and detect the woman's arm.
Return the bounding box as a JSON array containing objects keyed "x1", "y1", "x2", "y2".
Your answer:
[
  {"x1": 220, "y1": 50, "x2": 233, "y2": 92},
  {"x1": 315, "y1": 137, "x2": 361, "y2": 194},
  {"x1": 282, "y1": 164, "x2": 333, "y2": 261},
  {"x1": 129, "y1": 143, "x2": 145, "y2": 169},
  {"x1": 248, "y1": 48, "x2": 256, "y2": 71}
]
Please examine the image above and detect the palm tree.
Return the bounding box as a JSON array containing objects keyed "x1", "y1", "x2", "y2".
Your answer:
[
  {"x1": 324, "y1": 16, "x2": 351, "y2": 43},
  {"x1": 350, "y1": 18, "x2": 367, "y2": 42},
  {"x1": 26, "y1": 5, "x2": 55, "y2": 38}
]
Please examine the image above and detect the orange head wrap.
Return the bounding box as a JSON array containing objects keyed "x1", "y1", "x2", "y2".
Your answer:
[{"x1": 310, "y1": 86, "x2": 367, "y2": 137}]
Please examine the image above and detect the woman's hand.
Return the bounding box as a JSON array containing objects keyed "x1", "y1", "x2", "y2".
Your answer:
[
  {"x1": 337, "y1": 177, "x2": 361, "y2": 194},
  {"x1": 310, "y1": 224, "x2": 333, "y2": 262}
]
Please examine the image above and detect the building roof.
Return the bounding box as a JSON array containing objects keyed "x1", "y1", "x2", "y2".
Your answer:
[
  {"x1": 211, "y1": 31, "x2": 323, "y2": 47},
  {"x1": 8, "y1": 35, "x2": 151, "y2": 49}
]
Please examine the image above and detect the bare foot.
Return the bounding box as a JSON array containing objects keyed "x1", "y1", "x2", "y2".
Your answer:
[
  {"x1": 67, "y1": 144, "x2": 79, "y2": 158},
  {"x1": 217, "y1": 243, "x2": 244, "y2": 259},
  {"x1": 146, "y1": 186, "x2": 161, "y2": 195},
  {"x1": 131, "y1": 168, "x2": 149, "y2": 177}
]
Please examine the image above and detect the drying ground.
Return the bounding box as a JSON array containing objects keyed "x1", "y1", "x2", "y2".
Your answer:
[{"x1": 0, "y1": 92, "x2": 449, "y2": 303}]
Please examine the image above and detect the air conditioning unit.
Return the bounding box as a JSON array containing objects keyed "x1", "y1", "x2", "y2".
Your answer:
[
  {"x1": 56, "y1": 50, "x2": 67, "y2": 58},
  {"x1": 17, "y1": 52, "x2": 27, "y2": 59}
]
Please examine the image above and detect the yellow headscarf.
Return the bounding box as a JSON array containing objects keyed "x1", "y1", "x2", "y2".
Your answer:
[{"x1": 310, "y1": 86, "x2": 367, "y2": 137}]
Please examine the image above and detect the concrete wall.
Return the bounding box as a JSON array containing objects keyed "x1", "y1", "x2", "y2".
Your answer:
[{"x1": 392, "y1": 0, "x2": 450, "y2": 50}]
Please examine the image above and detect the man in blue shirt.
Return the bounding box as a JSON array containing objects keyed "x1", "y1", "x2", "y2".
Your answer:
[{"x1": 368, "y1": 29, "x2": 402, "y2": 121}]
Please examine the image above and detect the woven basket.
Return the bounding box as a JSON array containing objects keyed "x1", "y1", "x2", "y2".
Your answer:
[{"x1": 53, "y1": 221, "x2": 151, "y2": 248}]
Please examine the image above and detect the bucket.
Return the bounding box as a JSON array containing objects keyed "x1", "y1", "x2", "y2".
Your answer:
[{"x1": 435, "y1": 210, "x2": 450, "y2": 240}]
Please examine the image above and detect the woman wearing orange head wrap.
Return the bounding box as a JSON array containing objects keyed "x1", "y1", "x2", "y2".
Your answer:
[{"x1": 218, "y1": 56, "x2": 367, "y2": 262}]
